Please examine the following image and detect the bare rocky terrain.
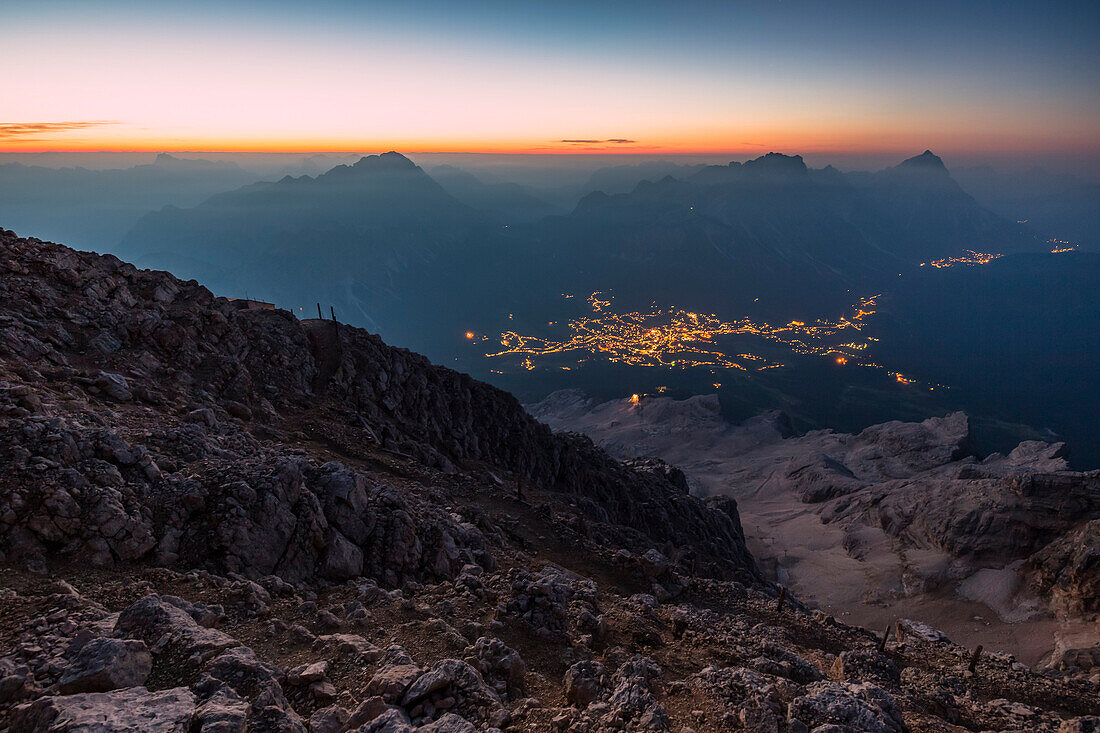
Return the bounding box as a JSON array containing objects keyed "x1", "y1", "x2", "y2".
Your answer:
[
  {"x1": 530, "y1": 391, "x2": 1100, "y2": 670},
  {"x1": 1, "y1": 229, "x2": 1098, "y2": 731}
]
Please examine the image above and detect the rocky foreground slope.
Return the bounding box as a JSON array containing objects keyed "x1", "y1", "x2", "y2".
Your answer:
[{"x1": 0, "y1": 229, "x2": 1097, "y2": 731}]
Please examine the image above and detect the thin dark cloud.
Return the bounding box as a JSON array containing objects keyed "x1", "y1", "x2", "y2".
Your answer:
[
  {"x1": 0, "y1": 121, "x2": 120, "y2": 138},
  {"x1": 558, "y1": 138, "x2": 637, "y2": 144}
]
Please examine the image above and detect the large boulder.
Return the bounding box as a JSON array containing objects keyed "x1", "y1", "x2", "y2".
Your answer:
[
  {"x1": 401, "y1": 658, "x2": 501, "y2": 726},
  {"x1": 11, "y1": 686, "x2": 196, "y2": 732},
  {"x1": 563, "y1": 661, "x2": 607, "y2": 709},
  {"x1": 57, "y1": 638, "x2": 152, "y2": 694},
  {"x1": 462, "y1": 636, "x2": 526, "y2": 699},
  {"x1": 366, "y1": 646, "x2": 423, "y2": 703},
  {"x1": 114, "y1": 595, "x2": 237, "y2": 660}
]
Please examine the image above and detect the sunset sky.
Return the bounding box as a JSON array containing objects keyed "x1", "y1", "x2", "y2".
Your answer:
[{"x1": 3, "y1": 0, "x2": 1098, "y2": 158}]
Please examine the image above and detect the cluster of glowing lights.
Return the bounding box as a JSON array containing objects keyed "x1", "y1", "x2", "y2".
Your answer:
[
  {"x1": 482, "y1": 291, "x2": 919, "y2": 387},
  {"x1": 1049, "y1": 239, "x2": 1078, "y2": 254},
  {"x1": 588, "y1": 291, "x2": 611, "y2": 312},
  {"x1": 919, "y1": 250, "x2": 1003, "y2": 268}
]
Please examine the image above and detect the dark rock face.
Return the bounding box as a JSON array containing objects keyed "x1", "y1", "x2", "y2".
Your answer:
[
  {"x1": 327, "y1": 325, "x2": 758, "y2": 581},
  {"x1": 0, "y1": 229, "x2": 759, "y2": 587},
  {"x1": 56, "y1": 638, "x2": 151, "y2": 694}
]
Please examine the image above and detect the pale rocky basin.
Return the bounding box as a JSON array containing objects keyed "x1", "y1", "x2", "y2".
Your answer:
[{"x1": 529, "y1": 389, "x2": 1100, "y2": 667}]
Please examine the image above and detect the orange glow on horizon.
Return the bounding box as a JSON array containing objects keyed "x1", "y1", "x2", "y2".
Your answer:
[
  {"x1": 4, "y1": 5, "x2": 1096, "y2": 162},
  {"x1": 3, "y1": 129, "x2": 1095, "y2": 157}
]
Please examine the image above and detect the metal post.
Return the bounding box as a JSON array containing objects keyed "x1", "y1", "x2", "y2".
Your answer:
[
  {"x1": 776, "y1": 586, "x2": 786, "y2": 613},
  {"x1": 317, "y1": 303, "x2": 322, "y2": 320},
  {"x1": 968, "y1": 645, "x2": 983, "y2": 673}
]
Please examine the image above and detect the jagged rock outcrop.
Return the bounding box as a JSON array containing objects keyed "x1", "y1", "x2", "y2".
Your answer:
[
  {"x1": 0, "y1": 230, "x2": 758, "y2": 587},
  {"x1": 1026, "y1": 519, "x2": 1100, "y2": 613}
]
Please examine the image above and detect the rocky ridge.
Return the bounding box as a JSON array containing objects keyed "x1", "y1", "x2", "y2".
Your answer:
[{"x1": 0, "y1": 230, "x2": 1097, "y2": 731}]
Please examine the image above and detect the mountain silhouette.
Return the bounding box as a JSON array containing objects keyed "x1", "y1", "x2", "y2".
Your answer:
[
  {"x1": 485, "y1": 151, "x2": 1040, "y2": 323},
  {"x1": 121, "y1": 152, "x2": 486, "y2": 342},
  {"x1": 897, "y1": 149, "x2": 948, "y2": 171},
  {"x1": 119, "y1": 150, "x2": 1044, "y2": 354}
]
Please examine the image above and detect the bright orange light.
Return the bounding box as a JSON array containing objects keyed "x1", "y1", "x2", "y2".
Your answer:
[
  {"x1": 629, "y1": 394, "x2": 640, "y2": 404},
  {"x1": 836, "y1": 356, "x2": 848, "y2": 365},
  {"x1": 465, "y1": 331, "x2": 475, "y2": 339}
]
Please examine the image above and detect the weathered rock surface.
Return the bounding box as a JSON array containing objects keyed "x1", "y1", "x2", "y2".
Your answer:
[
  {"x1": 57, "y1": 637, "x2": 151, "y2": 693},
  {"x1": 1027, "y1": 519, "x2": 1100, "y2": 613},
  {"x1": 787, "y1": 681, "x2": 905, "y2": 733},
  {"x1": 12, "y1": 686, "x2": 196, "y2": 732}
]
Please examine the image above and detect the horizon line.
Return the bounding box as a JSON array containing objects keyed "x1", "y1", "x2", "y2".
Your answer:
[{"x1": 3, "y1": 146, "x2": 1095, "y2": 158}]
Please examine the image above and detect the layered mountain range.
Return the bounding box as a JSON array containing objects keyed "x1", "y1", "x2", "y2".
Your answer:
[
  {"x1": 118, "y1": 150, "x2": 1044, "y2": 347},
  {"x1": 0, "y1": 154, "x2": 258, "y2": 253},
  {"x1": 2, "y1": 231, "x2": 1098, "y2": 731},
  {"x1": 522, "y1": 151, "x2": 1037, "y2": 319},
  {"x1": 98, "y1": 150, "x2": 1099, "y2": 473}
]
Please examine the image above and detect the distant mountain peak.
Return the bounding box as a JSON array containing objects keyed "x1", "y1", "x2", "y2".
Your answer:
[
  {"x1": 574, "y1": 189, "x2": 613, "y2": 213},
  {"x1": 316, "y1": 151, "x2": 423, "y2": 183},
  {"x1": 352, "y1": 151, "x2": 418, "y2": 171},
  {"x1": 742, "y1": 152, "x2": 808, "y2": 177},
  {"x1": 898, "y1": 150, "x2": 947, "y2": 172},
  {"x1": 150, "y1": 152, "x2": 240, "y2": 171}
]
